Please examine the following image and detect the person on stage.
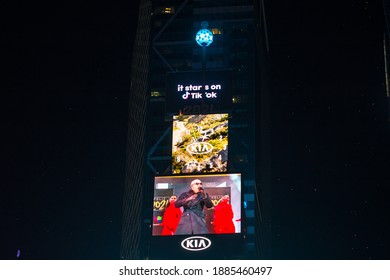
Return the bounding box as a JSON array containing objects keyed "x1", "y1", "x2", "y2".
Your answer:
[
  {"x1": 175, "y1": 179, "x2": 213, "y2": 235},
  {"x1": 161, "y1": 195, "x2": 182, "y2": 235}
]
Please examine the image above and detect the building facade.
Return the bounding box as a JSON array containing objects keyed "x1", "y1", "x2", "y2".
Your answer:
[{"x1": 121, "y1": 0, "x2": 271, "y2": 259}]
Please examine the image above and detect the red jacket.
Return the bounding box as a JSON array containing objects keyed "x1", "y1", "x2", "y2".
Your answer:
[
  {"x1": 213, "y1": 200, "x2": 235, "y2": 234},
  {"x1": 161, "y1": 203, "x2": 182, "y2": 235}
]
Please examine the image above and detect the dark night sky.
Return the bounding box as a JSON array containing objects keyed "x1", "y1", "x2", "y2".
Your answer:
[
  {"x1": 3, "y1": 2, "x2": 140, "y2": 259},
  {"x1": 268, "y1": 0, "x2": 390, "y2": 259},
  {"x1": 2, "y1": 0, "x2": 390, "y2": 259}
]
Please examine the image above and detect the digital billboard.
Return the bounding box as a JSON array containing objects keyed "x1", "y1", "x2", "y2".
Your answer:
[
  {"x1": 152, "y1": 174, "x2": 241, "y2": 237},
  {"x1": 172, "y1": 114, "x2": 228, "y2": 174},
  {"x1": 166, "y1": 70, "x2": 232, "y2": 116}
]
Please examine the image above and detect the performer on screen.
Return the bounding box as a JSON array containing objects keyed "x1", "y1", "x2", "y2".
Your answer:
[
  {"x1": 175, "y1": 179, "x2": 213, "y2": 235},
  {"x1": 213, "y1": 194, "x2": 235, "y2": 234},
  {"x1": 161, "y1": 195, "x2": 182, "y2": 235}
]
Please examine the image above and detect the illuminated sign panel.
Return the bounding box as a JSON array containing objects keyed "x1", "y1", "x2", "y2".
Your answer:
[
  {"x1": 152, "y1": 174, "x2": 241, "y2": 237},
  {"x1": 172, "y1": 114, "x2": 228, "y2": 174},
  {"x1": 166, "y1": 70, "x2": 232, "y2": 115}
]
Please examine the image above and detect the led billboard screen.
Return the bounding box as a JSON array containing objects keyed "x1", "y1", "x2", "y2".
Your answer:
[
  {"x1": 152, "y1": 174, "x2": 241, "y2": 236},
  {"x1": 166, "y1": 70, "x2": 232, "y2": 116},
  {"x1": 172, "y1": 114, "x2": 228, "y2": 174}
]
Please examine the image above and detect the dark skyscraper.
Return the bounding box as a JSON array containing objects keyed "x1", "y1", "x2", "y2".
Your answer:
[
  {"x1": 382, "y1": 0, "x2": 390, "y2": 125},
  {"x1": 121, "y1": 0, "x2": 271, "y2": 259}
]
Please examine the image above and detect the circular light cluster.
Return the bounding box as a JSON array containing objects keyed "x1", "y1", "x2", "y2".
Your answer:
[{"x1": 195, "y1": 29, "x2": 213, "y2": 47}]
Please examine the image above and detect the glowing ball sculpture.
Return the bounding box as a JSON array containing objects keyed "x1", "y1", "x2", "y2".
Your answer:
[{"x1": 195, "y1": 29, "x2": 213, "y2": 47}]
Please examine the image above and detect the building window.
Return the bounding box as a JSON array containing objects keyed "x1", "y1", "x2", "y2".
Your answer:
[
  {"x1": 151, "y1": 90, "x2": 163, "y2": 97},
  {"x1": 155, "y1": 7, "x2": 175, "y2": 15},
  {"x1": 232, "y1": 95, "x2": 248, "y2": 104},
  {"x1": 247, "y1": 226, "x2": 255, "y2": 234},
  {"x1": 246, "y1": 211, "x2": 255, "y2": 219},
  {"x1": 211, "y1": 28, "x2": 223, "y2": 35}
]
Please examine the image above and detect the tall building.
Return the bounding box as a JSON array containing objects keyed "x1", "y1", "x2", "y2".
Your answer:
[
  {"x1": 121, "y1": 0, "x2": 271, "y2": 259},
  {"x1": 382, "y1": 0, "x2": 390, "y2": 125}
]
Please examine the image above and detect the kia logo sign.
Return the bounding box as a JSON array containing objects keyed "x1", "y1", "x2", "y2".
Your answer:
[
  {"x1": 186, "y1": 142, "x2": 213, "y2": 155},
  {"x1": 181, "y1": 236, "x2": 211, "y2": 251}
]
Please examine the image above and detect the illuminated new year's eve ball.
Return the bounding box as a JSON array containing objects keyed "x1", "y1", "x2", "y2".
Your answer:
[{"x1": 195, "y1": 29, "x2": 213, "y2": 47}]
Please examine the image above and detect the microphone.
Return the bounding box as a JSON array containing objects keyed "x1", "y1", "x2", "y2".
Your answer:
[{"x1": 198, "y1": 187, "x2": 206, "y2": 198}]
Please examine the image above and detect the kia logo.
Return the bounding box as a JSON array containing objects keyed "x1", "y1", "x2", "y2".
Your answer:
[
  {"x1": 186, "y1": 142, "x2": 213, "y2": 155},
  {"x1": 181, "y1": 236, "x2": 211, "y2": 251}
]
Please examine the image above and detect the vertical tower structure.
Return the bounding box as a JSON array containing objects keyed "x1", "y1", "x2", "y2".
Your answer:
[
  {"x1": 122, "y1": 0, "x2": 271, "y2": 259},
  {"x1": 383, "y1": 0, "x2": 390, "y2": 125}
]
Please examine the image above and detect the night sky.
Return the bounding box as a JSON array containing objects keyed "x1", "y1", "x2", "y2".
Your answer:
[
  {"x1": 3, "y1": 0, "x2": 390, "y2": 259},
  {"x1": 268, "y1": 0, "x2": 390, "y2": 259},
  {"x1": 3, "y1": 2, "x2": 140, "y2": 259}
]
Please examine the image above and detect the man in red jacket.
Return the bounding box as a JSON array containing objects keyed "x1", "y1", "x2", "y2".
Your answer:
[
  {"x1": 213, "y1": 194, "x2": 235, "y2": 234},
  {"x1": 161, "y1": 196, "x2": 182, "y2": 235}
]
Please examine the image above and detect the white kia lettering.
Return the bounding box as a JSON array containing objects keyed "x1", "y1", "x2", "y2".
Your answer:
[{"x1": 181, "y1": 236, "x2": 211, "y2": 251}]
